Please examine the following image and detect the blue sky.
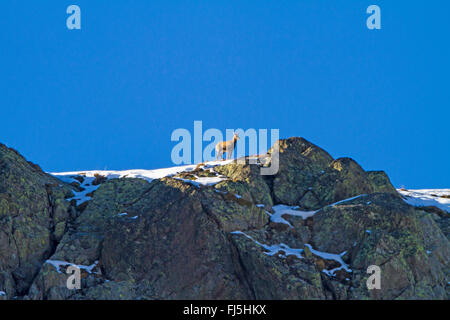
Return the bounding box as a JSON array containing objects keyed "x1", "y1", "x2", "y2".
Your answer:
[{"x1": 1, "y1": 1, "x2": 449, "y2": 188}]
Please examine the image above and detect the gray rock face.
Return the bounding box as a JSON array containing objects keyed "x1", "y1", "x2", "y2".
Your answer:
[
  {"x1": 0, "y1": 138, "x2": 448, "y2": 300},
  {"x1": 270, "y1": 137, "x2": 334, "y2": 206},
  {"x1": 0, "y1": 143, "x2": 73, "y2": 298},
  {"x1": 311, "y1": 193, "x2": 449, "y2": 299}
]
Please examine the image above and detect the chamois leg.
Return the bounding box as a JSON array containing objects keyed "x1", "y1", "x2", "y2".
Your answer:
[
  {"x1": 227, "y1": 149, "x2": 233, "y2": 160},
  {"x1": 216, "y1": 150, "x2": 224, "y2": 160}
]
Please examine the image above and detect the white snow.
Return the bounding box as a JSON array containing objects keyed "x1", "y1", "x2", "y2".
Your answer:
[
  {"x1": 231, "y1": 231, "x2": 352, "y2": 277},
  {"x1": 52, "y1": 160, "x2": 233, "y2": 184},
  {"x1": 45, "y1": 260, "x2": 99, "y2": 274},
  {"x1": 328, "y1": 194, "x2": 367, "y2": 207},
  {"x1": 397, "y1": 189, "x2": 450, "y2": 213},
  {"x1": 304, "y1": 244, "x2": 352, "y2": 276},
  {"x1": 267, "y1": 195, "x2": 367, "y2": 228},
  {"x1": 117, "y1": 213, "x2": 138, "y2": 219},
  {"x1": 269, "y1": 205, "x2": 317, "y2": 227},
  {"x1": 51, "y1": 175, "x2": 101, "y2": 206},
  {"x1": 0, "y1": 291, "x2": 5, "y2": 296},
  {"x1": 51, "y1": 160, "x2": 234, "y2": 205},
  {"x1": 231, "y1": 231, "x2": 304, "y2": 259},
  {"x1": 175, "y1": 175, "x2": 228, "y2": 188}
]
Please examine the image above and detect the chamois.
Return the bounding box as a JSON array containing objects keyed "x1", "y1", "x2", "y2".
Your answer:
[{"x1": 215, "y1": 133, "x2": 240, "y2": 160}]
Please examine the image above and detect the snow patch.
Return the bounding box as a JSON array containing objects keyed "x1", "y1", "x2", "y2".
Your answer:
[
  {"x1": 52, "y1": 175, "x2": 101, "y2": 206},
  {"x1": 329, "y1": 194, "x2": 367, "y2": 207},
  {"x1": 175, "y1": 175, "x2": 227, "y2": 188},
  {"x1": 117, "y1": 212, "x2": 138, "y2": 220},
  {"x1": 397, "y1": 189, "x2": 450, "y2": 213},
  {"x1": 231, "y1": 231, "x2": 304, "y2": 259},
  {"x1": 269, "y1": 205, "x2": 317, "y2": 227},
  {"x1": 268, "y1": 195, "x2": 366, "y2": 228},
  {"x1": 232, "y1": 231, "x2": 352, "y2": 277},
  {"x1": 45, "y1": 260, "x2": 99, "y2": 274},
  {"x1": 304, "y1": 244, "x2": 352, "y2": 276}
]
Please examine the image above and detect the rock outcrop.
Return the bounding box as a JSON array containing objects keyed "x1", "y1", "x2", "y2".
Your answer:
[
  {"x1": 0, "y1": 138, "x2": 448, "y2": 300},
  {"x1": 0, "y1": 143, "x2": 73, "y2": 298}
]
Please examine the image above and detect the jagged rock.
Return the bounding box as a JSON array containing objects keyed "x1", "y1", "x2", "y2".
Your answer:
[
  {"x1": 269, "y1": 137, "x2": 334, "y2": 206},
  {"x1": 311, "y1": 193, "x2": 449, "y2": 299},
  {"x1": 300, "y1": 158, "x2": 378, "y2": 209},
  {"x1": 1, "y1": 138, "x2": 448, "y2": 300},
  {"x1": 72, "y1": 281, "x2": 142, "y2": 300},
  {"x1": 266, "y1": 138, "x2": 398, "y2": 210},
  {"x1": 27, "y1": 178, "x2": 152, "y2": 299},
  {"x1": 214, "y1": 162, "x2": 273, "y2": 206},
  {"x1": 28, "y1": 177, "x2": 269, "y2": 299},
  {"x1": 367, "y1": 171, "x2": 398, "y2": 194},
  {"x1": 0, "y1": 143, "x2": 72, "y2": 297},
  {"x1": 230, "y1": 230, "x2": 326, "y2": 299},
  {"x1": 100, "y1": 178, "x2": 265, "y2": 299}
]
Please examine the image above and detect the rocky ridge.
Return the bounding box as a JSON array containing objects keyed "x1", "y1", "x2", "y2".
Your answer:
[{"x1": 0, "y1": 138, "x2": 448, "y2": 300}]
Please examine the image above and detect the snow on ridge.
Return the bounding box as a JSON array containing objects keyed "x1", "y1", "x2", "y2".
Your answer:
[
  {"x1": 51, "y1": 160, "x2": 233, "y2": 184},
  {"x1": 50, "y1": 160, "x2": 234, "y2": 205},
  {"x1": 174, "y1": 175, "x2": 228, "y2": 188},
  {"x1": 398, "y1": 189, "x2": 450, "y2": 213}
]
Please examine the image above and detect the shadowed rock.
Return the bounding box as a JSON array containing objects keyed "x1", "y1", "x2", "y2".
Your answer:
[{"x1": 0, "y1": 143, "x2": 73, "y2": 297}]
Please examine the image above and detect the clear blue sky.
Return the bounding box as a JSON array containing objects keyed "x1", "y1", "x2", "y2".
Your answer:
[{"x1": 1, "y1": 1, "x2": 449, "y2": 188}]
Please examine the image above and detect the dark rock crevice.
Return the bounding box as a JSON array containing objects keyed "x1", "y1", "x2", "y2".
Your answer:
[
  {"x1": 24, "y1": 189, "x2": 76, "y2": 298},
  {"x1": 228, "y1": 235, "x2": 257, "y2": 299},
  {"x1": 45, "y1": 185, "x2": 59, "y2": 257}
]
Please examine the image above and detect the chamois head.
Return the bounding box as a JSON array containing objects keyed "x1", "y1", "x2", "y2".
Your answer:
[{"x1": 233, "y1": 133, "x2": 240, "y2": 141}]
